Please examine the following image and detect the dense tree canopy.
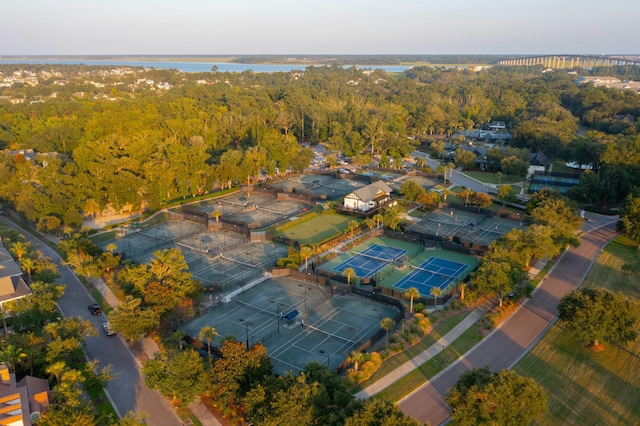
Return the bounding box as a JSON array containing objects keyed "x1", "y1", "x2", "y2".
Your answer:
[
  {"x1": 446, "y1": 367, "x2": 548, "y2": 426},
  {"x1": 558, "y1": 287, "x2": 639, "y2": 348},
  {"x1": 1, "y1": 64, "x2": 638, "y2": 229}
]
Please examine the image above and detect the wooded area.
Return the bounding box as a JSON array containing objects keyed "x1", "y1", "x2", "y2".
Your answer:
[{"x1": 1, "y1": 64, "x2": 639, "y2": 227}]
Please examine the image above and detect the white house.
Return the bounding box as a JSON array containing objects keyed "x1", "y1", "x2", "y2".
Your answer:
[{"x1": 343, "y1": 181, "x2": 393, "y2": 212}]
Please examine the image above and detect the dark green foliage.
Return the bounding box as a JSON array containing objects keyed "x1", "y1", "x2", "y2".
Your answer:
[
  {"x1": 143, "y1": 348, "x2": 208, "y2": 404},
  {"x1": 446, "y1": 367, "x2": 548, "y2": 426},
  {"x1": 0, "y1": 64, "x2": 637, "y2": 228},
  {"x1": 558, "y1": 287, "x2": 639, "y2": 347}
]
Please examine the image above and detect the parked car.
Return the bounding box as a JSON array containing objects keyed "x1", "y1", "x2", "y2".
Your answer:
[
  {"x1": 88, "y1": 303, "x2": 102, "y2": 316},
  {"x1": 102, "y1": 322, "x2": 116, "y2": 336}
]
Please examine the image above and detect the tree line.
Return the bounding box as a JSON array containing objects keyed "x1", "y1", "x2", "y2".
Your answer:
[{"x1": 1, "y1": 64, "x2": 639, "y2": 227}]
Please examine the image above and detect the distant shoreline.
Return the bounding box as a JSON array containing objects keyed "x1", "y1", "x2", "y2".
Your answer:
[{"x1": 0, "y1": 54, "x2": 503, "y2": 67}]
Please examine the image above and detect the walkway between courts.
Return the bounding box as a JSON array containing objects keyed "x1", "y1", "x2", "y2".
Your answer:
[
  {"x1": 355, "y1": 257, "x2": 548, "y2": 400},
  {"x1": 355, "y1": 299, "x2": 492, "y2": 399}
]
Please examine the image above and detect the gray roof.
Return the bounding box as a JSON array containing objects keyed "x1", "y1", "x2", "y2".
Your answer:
[{"x1": 351, "y1": 180, "x2": 393, "y2": 202}]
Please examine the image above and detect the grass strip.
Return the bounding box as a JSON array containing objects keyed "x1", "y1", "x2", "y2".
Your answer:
[
  {"x1": 378, "y1": 325, "x2": 483, "y2": 402},
  {"x1": 514, "y1": 236, "x2": 640, "y2": 425},
  {"x1": 351, "y1": 310, "x2": 471, "y2": 392}
]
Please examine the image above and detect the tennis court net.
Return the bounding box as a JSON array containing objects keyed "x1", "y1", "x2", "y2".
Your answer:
[
  {"x1": 424, "y1": 216, "x2": 466, "y2": 227},
  {"x1": 303, "y1": 322, "x2": 357, "y2": 346},
  {"x1": 409, "y1": 264, "x2": 458, "y2": 280},
  {"x1": 137, "y1": 231, "x2": 175, "y2": 244},
  {"x1": 237, "y1": 299, "x2": 279, "y2": 320},
  {"x1": 352, "y1": 250, "x2": 404, "y2": 264},
  {"x1": 220, "y1": 254, "x2": 257, "y2": 269}
]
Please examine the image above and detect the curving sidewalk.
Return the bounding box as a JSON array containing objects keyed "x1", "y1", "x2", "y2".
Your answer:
[
  {"x1": 397, "y1": 215, "x2": 618, "y2": 425},
  {"x1": 355, "y1": 299, "x2": 492, "y2": 399},
  {"x1": 355, "y1": 256, "x2": 548, "y2": 400}
]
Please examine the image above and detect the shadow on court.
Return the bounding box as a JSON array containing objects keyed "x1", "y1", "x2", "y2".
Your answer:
[{"x1": 181, "y1": 277, "x2": 399, "y2": 375}]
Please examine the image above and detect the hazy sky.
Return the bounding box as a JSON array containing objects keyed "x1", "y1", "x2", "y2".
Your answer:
[{"x1": 2, "y1": 0, "x2": 638, "y2": 55}]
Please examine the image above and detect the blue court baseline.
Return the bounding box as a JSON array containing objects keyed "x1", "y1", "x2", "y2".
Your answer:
[{"x1": 394, "y1": 257, "x2": 469, "y2": 296}]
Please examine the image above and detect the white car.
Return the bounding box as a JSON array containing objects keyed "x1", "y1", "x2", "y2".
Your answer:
[{"x1": 102, "y1": 322, "x2": 116, "y2": 336}]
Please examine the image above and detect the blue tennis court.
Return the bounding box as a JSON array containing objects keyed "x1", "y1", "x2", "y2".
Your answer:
[
  {"x1": 333, "y1": 244, "x2": 407, "y2": 278},
  {"x1": 394, "y1": 257, "x2": 469, "y2": 295}
]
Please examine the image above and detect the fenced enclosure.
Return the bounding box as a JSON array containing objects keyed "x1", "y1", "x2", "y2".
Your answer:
[
  {"x1": 318, "y1": 237, "x2": 476, "y2": 299},
  {"x1": 181, "y1": 277, "x2": 399, "y2": 375},
  {"x1": 407, "y1": 207, "x2": 526, "y2": 247},
  {"x1": 268, "y1": 173, "x2": 369, "y2": 200}
]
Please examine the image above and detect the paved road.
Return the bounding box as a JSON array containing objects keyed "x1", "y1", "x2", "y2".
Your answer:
[
  {"x1": 0, "y1": 217, "x2": 182, "y2": 426},
  {"x1": 412, "y1": 151, "x2": 491, "y2": 194},
  {"x1": 398, "y1": 213, "x2": 618, "y2": 425}
]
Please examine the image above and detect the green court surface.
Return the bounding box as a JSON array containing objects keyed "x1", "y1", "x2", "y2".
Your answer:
[
  {"x1": 320, "y1": 237, "x2": 476, "y2": 295},
  {"x1": 273, "y1": 213, "x2": 360, "y2": 245}
]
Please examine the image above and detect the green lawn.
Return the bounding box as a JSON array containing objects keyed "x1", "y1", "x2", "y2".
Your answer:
[
  {"x1": 377, "y1": 325, "x2": 483, "y2": 402},
  {"x1": 514, "y1": 237, "x2": 640, "y2": 425},
  {"x1": 272, "y1": 213, "x2": 359, "y2": 245},
  {"x1": 352, "y1": 311, "x2": 472, "y2": 392}
]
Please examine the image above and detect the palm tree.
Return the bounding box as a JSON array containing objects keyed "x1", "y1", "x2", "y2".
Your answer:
[
  {"x1": 0, "y1": 344, "x2": 27, "y2": 373},
  {"x1": 405, "y1": 287, "x2": 420, "y2": 314},
  {"x1": 343, "y1": 267, "x2": 357, "y2": 285},
  {"x1": 446, "y1": 163, "x2": 455, "y2": 184},
  {"x1": 441, "y1": 188, "x2": 452, "y2": 203},
  {"x1": 459, "y1": 283, "x2": 467, "y2": 301},
  {"x1": 10, "y1": 241, "x2": 29, "y2": 262},
  {"x1": 364, "y1": 217, "x2": 376, "y2": 234},
  {"x1": 430, "y1": 287, "x2": 442, "y2": 311},
  {"x1": 106, "y1": 243, "x2": 117, "y2": 253},
  {"x1": 496, "y1": 171, "x2": 505, "y2": 186},
  {"x1": 300, "y1": 246, "x2": 313, "y2": 271},
  {"x1": 380, "y1": 317, "x2": 395, "y2": 346},
  {"x1": 199, "y1": 325, "x2": 219, "y2": 363},
  {"x1": 347, "y1": 350, "x2": 365, "y2": 372},
  {"x1": 373, "y1": 214, "x2": 383, "y2": 228},
  {"x1": 437, "y1": 164, "x2": 446, "y2": 184},
  {"x1": 415, "y1": 157, "x2": 426, "y2": 169},
  {"x1": 212, "y1": 210, "x2": 222, "y2": 222},
  {"x1": 20, "y1": 257, "x2": 36, "y2": 281},
  {"x1": 460, "y1": 188, "x2": 474, "y2": 207},
  {"x1": 173, "y1": 329, "x2": 186, "y2": 350},
  {"x1": 46, "y1": 360, "x2": 67, "y2": 385},
  {"x1": 348, "y1": 220, "x2": 359, "y2": 238}
]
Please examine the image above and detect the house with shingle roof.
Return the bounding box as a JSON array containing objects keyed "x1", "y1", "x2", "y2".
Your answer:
[
  {"x1": 0, "y1": 240, "x2": 30, "y2": 315},
  {"x1": 344, "y1": 181, "x2": 393, "y2": 212}
]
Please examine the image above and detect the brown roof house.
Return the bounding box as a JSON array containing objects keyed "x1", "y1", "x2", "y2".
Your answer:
[
  {"x1": 343, "y1": 181, "x2": 393, "y2": 212},
  {"x1": 1, "y1": 240, "x2": 31, "y2": 335},
  {"x1": 0, "y1": 363, "x2": 51, "y2": 425}
]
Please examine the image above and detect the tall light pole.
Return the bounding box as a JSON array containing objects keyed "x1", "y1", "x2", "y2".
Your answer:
[
  {"x1": 271, "y1": 299, "x2": 283, "y2": 334},
  {"x1": 272, "y1": 243, "x2": 277, "y2": 267},
  {"x1": 239, "y1": 318, "x2": 250, "y2": 350},
  {"x1": 319, "y1": 350, "x2": 330, "y2": 368}
]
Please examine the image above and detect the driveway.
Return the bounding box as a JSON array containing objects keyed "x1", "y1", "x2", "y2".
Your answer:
[
  {"x1": 412, "y1": 151, "x2": 490, "y2": 194},
  {"x1": 397, "y1": 213, "x2": 618, "y2": 425},
  {"x1": 0, "y1": 217, "x2": 182, "y2": 426}
]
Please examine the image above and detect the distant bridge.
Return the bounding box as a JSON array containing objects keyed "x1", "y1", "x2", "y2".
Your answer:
[{"x1": 496, "y1": 55, "x2": 639, "y2": 70}]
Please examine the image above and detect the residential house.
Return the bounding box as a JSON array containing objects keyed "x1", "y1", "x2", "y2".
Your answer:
[
  {"x1": 0, "y1": 240, "x2": 31, "y2": 323},
  {"x1": 0, "y1": 363, "x2": 51, "y2": 425},
  {"x1": 343, "y1": 181, "x2": 393, "y2": 212},
  {"x1": 488, "y1": 121, "x2": 506, "y2": 131}
]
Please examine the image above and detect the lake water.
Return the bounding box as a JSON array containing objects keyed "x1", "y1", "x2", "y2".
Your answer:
[{"x1": 0, "y1": 58, "x2": 412, "y2": 73}]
